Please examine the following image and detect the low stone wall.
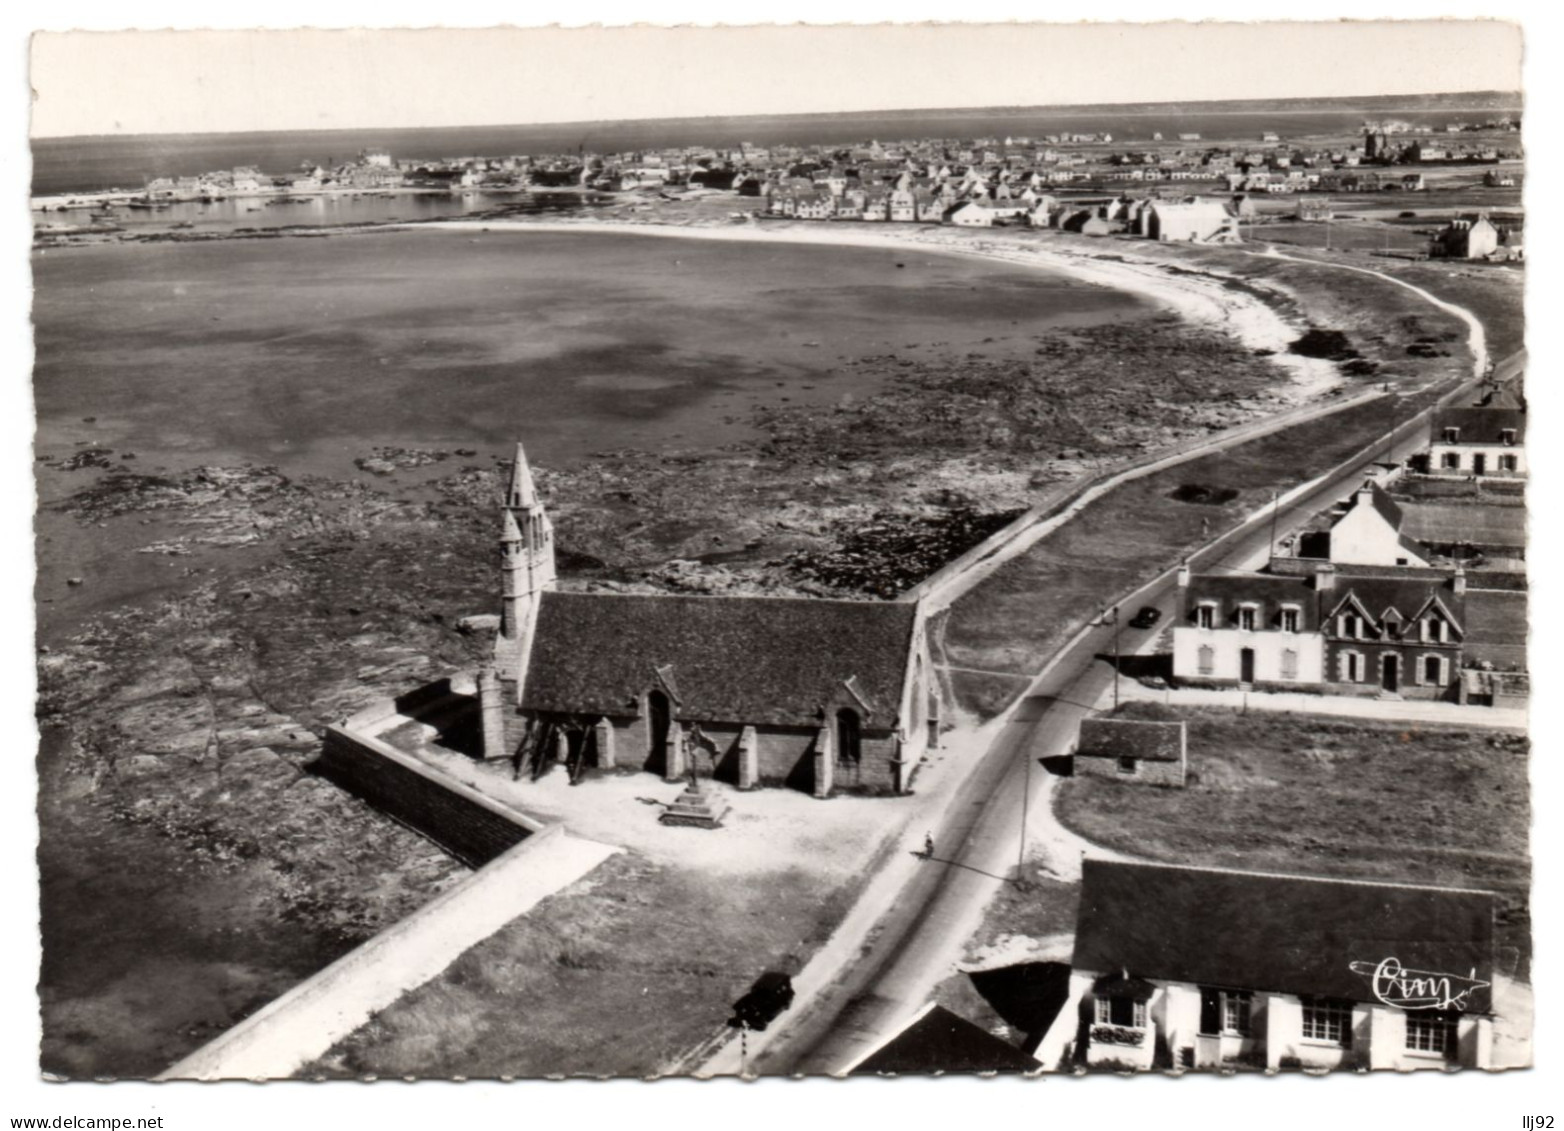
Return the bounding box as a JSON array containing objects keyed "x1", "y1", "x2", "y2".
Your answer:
[
  {"x1": 317, "y1": 723, "x2": 543, "y2": 867},
  {"x1": 158, "y1": 827, "x2": 620, "y2": 1081}
]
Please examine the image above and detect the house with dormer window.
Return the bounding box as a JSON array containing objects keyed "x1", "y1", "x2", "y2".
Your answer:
[
  {"x1": 1172, "y1": 565, "x2": 1325, "y2": 689},
  {"x1": 1036, "y1": 859, "x2": 1500, "y2": 1072},
  {"x1": 1173, "y1": 560, "x2": 1467, "y2": 699},
  {"x1": 1424, "y1": 405, "x2": 1526, "y2": 479},
  {"x1": 1317, "y1": 565, "x2": 1466, "y2": 699}
]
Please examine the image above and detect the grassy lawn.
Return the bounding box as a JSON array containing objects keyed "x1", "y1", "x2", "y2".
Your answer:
[
  {"x1": 303, "y1": 850, "x2": 861, "y2": 1079},
  {"x1": 1055, "y1": 702, "x2": 1531, "y2": 977}
]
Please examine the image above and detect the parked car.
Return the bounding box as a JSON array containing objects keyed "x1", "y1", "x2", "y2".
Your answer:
[
  {"x1": 729, "y1": 972, "x2": 795, "y2": 1031},
  {"x1": 1128, "y1": 606, "x2": 1162, "y2": 630}
]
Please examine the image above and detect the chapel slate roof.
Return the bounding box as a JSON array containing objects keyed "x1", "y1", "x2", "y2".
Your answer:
[
  {"x1": 1073, "y1": 860, "x2": 1497, "y2": 1013},
  {"x1": 1077, "y1": 718, "x2": 1186, "y2": 763},
  {"x1": 520, "y1": 591, "x2": 917, "y2": 729}
]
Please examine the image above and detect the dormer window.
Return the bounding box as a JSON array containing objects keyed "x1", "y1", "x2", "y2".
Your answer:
[
  {"x1": 1280, "y1": 607, "x2": 1300, "y2": 633},
  {"x1": 1237, "y1": 605, "x2": 1258, "y2": 632},
  {"x1": 1338, "y1": 613, "x2": 1364, "y2": 639},
  {"x1": 1196, "y1": 602, "x2": 1216, "y2": 630},
  {"x1": 1501, "y1": 428, "x2": 1517, "y2": 446},
  {"x1": 1424, "y1": 617, "x2": 1447, "y2": 644},
  {"x1": 1442, "y1": 427, "x2": 1461, "y2": 443}
]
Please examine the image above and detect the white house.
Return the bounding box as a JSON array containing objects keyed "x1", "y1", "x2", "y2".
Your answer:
[
  {"x1": 1286, "y1": 480, "x2": 1429, "y2": 568},
  {"x1": 1145, "y1": 200, "x2": 1241, "y2": 244},
  {"x1": 1425, "y1": 406, "x2": 1526, "y2": 479},
  {"x1": 1171, "y1": 565, "x2": 1326, "y2": 688},
  {"x1": 1036, "y1": 859, "x2": 1499, "y2": 1072}
]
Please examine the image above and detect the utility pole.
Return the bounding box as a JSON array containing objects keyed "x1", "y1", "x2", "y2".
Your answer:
[
  {"x1": 1017, "y1": 744, "x2": 1032, "y2": 889},
  {"x1": 1110, "y1": 605, "x2": 1121, "y2": 712},
  {"x1": 1268, "y1": 488, "x2": 1280, "y2": 563}
]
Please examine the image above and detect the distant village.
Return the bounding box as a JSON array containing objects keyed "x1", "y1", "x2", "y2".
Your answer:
[{"x1": 39, "y1": 116, "x2": 1525, "y2": 257}]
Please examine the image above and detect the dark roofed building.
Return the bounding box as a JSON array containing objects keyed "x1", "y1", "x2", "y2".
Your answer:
[
  {"x1": 477, "y1": 444, "x2": 939, "y2": 798},
  {"x1": 523, "y1": 592, "x2": 918, "y2": 729},
  {"x1": 851, "y1": 1004, "x2": 1041, "y2": 1075},
  {"x1": 1426, "y1": 405, "x2": 1526, "y2": 479},
  {"x1": 1034, "y1": 858, "x2": 1501, "y2": 1072},
  {"x1": 1074, "y1": 716, "x2": 1187, "y2": 786},
  {"x1": 1320, "y1": 567, "x2": 1466, "y2": 699}
]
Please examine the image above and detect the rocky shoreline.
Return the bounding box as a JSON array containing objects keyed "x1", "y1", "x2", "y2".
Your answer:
[{"x1": 33, "y1": 207, "x2": 1394, "y2": 1077}]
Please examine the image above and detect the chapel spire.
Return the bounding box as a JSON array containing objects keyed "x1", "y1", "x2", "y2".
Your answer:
[{"x1": 507, "y1": 441, "x2": 538, "y2": 510}]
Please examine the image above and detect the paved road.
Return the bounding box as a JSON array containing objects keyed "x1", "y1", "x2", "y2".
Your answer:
[{"x1": 760, "y1": 348, "x2": 1523, "y2": 1075}]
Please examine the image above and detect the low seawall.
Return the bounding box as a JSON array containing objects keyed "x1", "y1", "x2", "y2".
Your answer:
[
  {"x1": 317, "y1": 722, "x2": 543, "y2": 867},
  {"x1": 159, "y1": 826, "x2": 620, "y2": 1081}
]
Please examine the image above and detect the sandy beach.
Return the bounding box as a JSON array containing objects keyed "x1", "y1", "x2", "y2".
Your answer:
[{"x1": 404, "y1": 216, "x2": 1343, "y2": 403}]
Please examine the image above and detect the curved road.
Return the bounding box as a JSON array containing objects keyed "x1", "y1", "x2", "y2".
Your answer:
[{"x1": 742, "y1": 324, "x2": 1521, "y2": 1076}]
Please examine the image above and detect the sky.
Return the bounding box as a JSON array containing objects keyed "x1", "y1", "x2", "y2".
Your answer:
[{"x1": 29, "y1": 19, "x2": 1525, "y2": 139}]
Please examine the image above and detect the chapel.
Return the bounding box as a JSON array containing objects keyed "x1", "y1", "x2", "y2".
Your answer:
[{"x1": 477, "y1": 444, "x2": 940, "y2": 796}]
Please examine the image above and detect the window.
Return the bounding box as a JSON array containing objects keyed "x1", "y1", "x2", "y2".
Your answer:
[
  {"x1": 1424, "y1": 617, "x2": 1446, "y2": 644},
  {"x1": 1197, "y1": 645, "x2": 1215, "y2": 675},
  {"x1": 1440, "y1": 452, "x2": 1461, "y2": 470},
  {"x1": 1222, "y1": 992, "x2": 1254, "y2": 1036},
  {"x1": 1442, "y1": 427, "x2": 1461, "y2": 443},
  {"x1": 1424, "y1": 655, "x2": 1444, "y2": 685},
  {"x1": 1196, "y1": 603, "x2": 1216, "y2": 630},
  {"x1": 1339, "y1": 613, "x2": 1363, "y2": 639},
  {"x1": 1117, "y1": 756, "x2": 1138, "y2": 776},
  {"x1": 1095, "y1": 996, "x2": 1147, "y2": 1028},
  {"x1": 1238, "y1": 605, "x2": 1257, "y2": 632},
  {"x1": 1499, "y1": 454, "x2": 1519, "y2": 472},
  {"x1": 1301, "y1": 1000, "x2": 1353, "y2": 1045},
  {"x1": 1280, "y1": 607, "x2": 1300, "y2": 634},
  {"x1": 1406, "y1": 1013, "x2": 1457, "y2": 1056},
  {"x1": 1281, "y1": 649, "x2": 1299, "y2": 681},
  {"x1": 1501, "y1": 428, "x2": 1517, "y2": 446},
  {"x1": 1342, "y1": 652, "x2": 1363, "y2": 683}
]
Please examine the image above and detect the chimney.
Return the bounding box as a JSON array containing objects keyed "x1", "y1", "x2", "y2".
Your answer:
[
  {"x1": 1315, "y1": 563, "x2": 1337, "y2": 592},
  {"x1": 1453, "y1": 565, "x2": 1467, "y2": 596},
  {"x1": 1176, "y1": 560, "x2": 1191, "y2": 588}
]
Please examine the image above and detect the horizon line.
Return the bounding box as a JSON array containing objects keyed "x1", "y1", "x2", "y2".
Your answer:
[{"x1": 30, "y1": 89, "x2": 1524, "y2": 144}]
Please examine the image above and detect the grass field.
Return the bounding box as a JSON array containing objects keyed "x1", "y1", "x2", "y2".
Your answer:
[
  {"x1": 304, "y1": 850, "x2": 865, "y2": 1078},
  {"x1": 1054, "y1": 702, "x2": 1531, "y2": 976},
  {"x1": 940, "y1": 391, "x2": 1431, "y2": 718}
]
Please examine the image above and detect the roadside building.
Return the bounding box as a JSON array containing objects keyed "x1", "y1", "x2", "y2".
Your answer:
[
  {"x1": 1037, "y1": 859, "x2": 1500, "y2": 1071},
  {"x1": 1432, "y1": 214, "x2": 1501, "y2": 259},
  {"x1": 1423, "y1": 406, "x2": 1526, "y2": 478},
  {"x1": 1296, "y1": 198, "x2": 1334, "y2": 222},
  {"x1": 1171, "y1": 566, "x2": 1325, "y2": 689},
  {"x1": 1172, "y1": 560, "x2": 1466, "y2": 700},
  {"x1": 1294, "y1": 481, "x2": 1430, "y2": 568},
  {"x1": 1316, "y1": 566, "x2": 1467, "y2": 699},
  {"x1": 1072, "y1": 717, "x2": 1187, "y2": 787},
  {"x1": 476, "y1": 446, "x2": 940, "y2": 798}
]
